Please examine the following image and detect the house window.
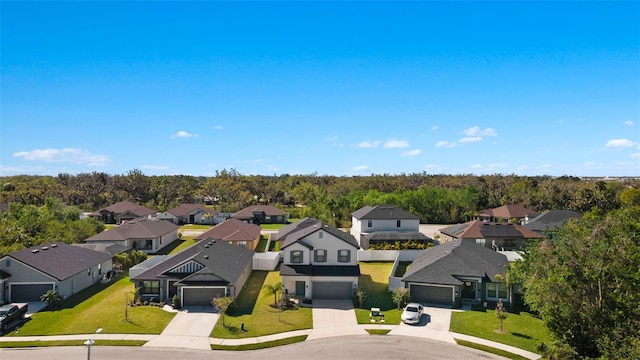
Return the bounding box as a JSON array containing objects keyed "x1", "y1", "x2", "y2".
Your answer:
[
  {"x1": 4, "y1": 259, "x2": 9, "y2": 267},
  {"x1": 314, "y1": 249, "x2": 326, "y2": 263},
  {"x1": 338, "y1": 249, "x2": 351, "y2": 263},
  {"x1": 367, "y1": 219, "x2": 372, "y2": 228},
  {"x1": 290, "y1": 250, "x2": 303, "y2": 264},
  {"x1": 98, "y1": 263, "x2": 102, "y2": 275},
  {"x1": 397, "y1": 220, "x2": 401, "y2": 228},
  {"x1": 319, "y1": 231, "x2": 323, "y2": 239},
  {"x1": 142, "y1": 281, "x2": 160, "y2": 294},
  {"x1": 503, "y1": 239, "x2": 517, "y2": 249},
  {"x1": 88, "y1": 269, "x2": 91, "y2": 276},
  {"x1": 238, "y1": 241, "x2": 247, "y2": 248},
  {"x1": 476, "y1": 239, "x2": 486, "y2": 246},
  {"x1": 487, "y1": 283, "x2": 508, "y2": 299}
]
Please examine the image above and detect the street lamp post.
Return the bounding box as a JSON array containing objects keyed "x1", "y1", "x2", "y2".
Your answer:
[{"x1": 84, "y1": 326, "x2": 102, "y2": 360}]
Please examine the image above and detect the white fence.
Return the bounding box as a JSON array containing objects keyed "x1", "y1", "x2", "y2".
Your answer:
[
  {"x1": 357, "y1": 249, "x2": 421, "y2": 262},
  {"x1": 253, "y1": 252, "x2": 280, "y2": 271}
]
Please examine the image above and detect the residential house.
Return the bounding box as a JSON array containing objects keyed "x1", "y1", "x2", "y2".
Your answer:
[
  {"x1": 156, "y1": 204, "x2": 220, "y2": 225},
  {"x1": 475, "y1": 204, "x2": 538, "y2": 223},
  {"x1": 522, "y1": 209, "x2": 582, "y2": 237},
  {"x1": 439, "y1": 220, "x2": 543, "y2": 251},
  {"x1": 129, "y1": 240, "x2": 253, "y2": 306},
  {"x1": 72, "y1": 243, "x2": 132, "y2": 256},
  {"x1": 194, "y1": 218, "x2": 262, "y2": 250},
  {"x1": 84, "y1": 217, "x2": 178, "y2": 253},
  {"x1": 401, "y1": 240, "x2": 509, "y2": 306},
  {"x1": 350, "y1": 205, "x2": 430, "y2": 249},
  {"x1": 279, "y1": 218, "x2": 360, "y2": 300},
  {"x1": 89, "y1": 201, "x2": 157, "y2": 224},
  {"x1": 232, "y1": 205, "x2": 286, "y2": 224},
  {"x1": 0, "y1": 242, "x2": 113, "y2": 304}
]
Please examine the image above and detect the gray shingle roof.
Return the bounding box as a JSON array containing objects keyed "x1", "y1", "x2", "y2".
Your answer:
[
  {"x1": 85, "y1": 218, "x2": 178, "y2": 241},
  {"x1": 195, "y1": 218, "x2": 260, "y2": 242},
  {"x1": 523, "y1": 210, "x2": 582, "y2": 232},
  {"x1": 131, "y1": 240, "x2": 254, "y2": 285},
  {"x1": 351, "y1": 205, "x2": 419, "y2": 220},
  {"x1": 402, "y1": 241, "x2": 508, "y2": 285},
  {"x1": 165, "y1": 204, "x2": 219, "y2": 217},
  {"x1": 279, "y1": 218, "x2": 359, "y2": 249},
  {"x1": 232, "y1": 205, "x2": 284, "y2": 220},
  {"x1": 91, "y1": 201, "x2": 156, "y2": 217},
  {"x1": 6, "y1": 242, "x2": 112, "y2": 281}
]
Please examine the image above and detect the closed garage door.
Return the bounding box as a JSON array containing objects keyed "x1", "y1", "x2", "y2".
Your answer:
[
  {"x1": 410, "y1": 284, "x2": 453, "y2": 305},
  {"x1": 313, "y1": 282, "x2": 353, "y2": 299},
  {"x1": 11, "y1": 284, "x2": 54, "y2": 302},
  {"x1": 182, "y1": 287, "x2": 226, "y2": 307}
]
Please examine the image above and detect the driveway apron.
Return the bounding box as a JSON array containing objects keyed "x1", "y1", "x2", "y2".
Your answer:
[
  {"x1": 307, "y1": 299, "x2": 367, "y2": 341},
  {"x1": 388, "y1": 306, "x2": 456, "y2": 343},
  {"x1": 144, "y1": 307, "x2": 219, "y2": 350}
]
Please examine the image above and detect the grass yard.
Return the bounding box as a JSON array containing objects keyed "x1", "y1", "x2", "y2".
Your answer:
[
  {"x1": 355, "y1": 262, "x2": 401, "y2": 324},
  {"x1": 268, "y1": 240, "x2": 280, "y2": 251},
  {"x1": 210, "y1": 335, "x2": 307, "y2": 351},
  {"x1": 450, "y1": 309, "x2": 548, "y2": 354},
  {"x1": 154, "y1": 237, "x2": 197, "y2": 255},
  {"x1": 9, "y1": 276, "x2": 175, "y2": 336},
  {"x1": 455, "y1": 340, "x2": 531, "y2": 360},
  {"x1": 178, "y1": 224, "x2": 212, "y2": 230},
  {"x1": 255, "y1": 236, "x2": 268, "y2": 252},
  {"x1": 211, "y1": 271, "x2": 312, "y2": 338},
  {"x1": 394, "y1": 261, "x2": 411, "y2": 277},
  {"x1": 259, "y1": 219, "x2": 301, "y2": 231},
  {"x1": 0, "y1": 340, "x2": 147, "y2": 348}
]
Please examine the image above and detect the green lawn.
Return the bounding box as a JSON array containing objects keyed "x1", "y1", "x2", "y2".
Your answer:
[
  {"x1": 9, "y1": 276, "x2": 175, "y2": 336},
  {"x1": 0, "y1": 340, "x2": 147, "y2": 348},
  {"x1": 394, "y1": 261, "x2": 411, "y2": 277},
  {"x1": 455, "y1": 340, "x2": 531, "y2": 360},
  {"x1": 179, "y1": 224, "x2": 212, "y2": 230},
  {"x1": 355, "y1": 262, "x2": 401, "y2": 324},
  {"x1": 255, "y1": 236, "x2": 268, "y2": 252},
  {"x1": 154, "y1": 237, "x2": 197, "y2": 255},
  {"x1": 259, "y1": 219, "x2": 301, "y2": 231},
  {"x1": 211, "y1": 271, "x2": 312, "y2": 338},
  {"x1": 450, "y1": 309, "x2": 548, "y2": 354},
  {"x1": 210, "y1": 335, "x2": 307, "y2": 351},
  {"x1": 268, "y1": 240, "x2": 280, "y2": 251}
]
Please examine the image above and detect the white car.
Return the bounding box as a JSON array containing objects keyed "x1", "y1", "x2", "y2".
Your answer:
[{"x1": 401, "y1": 303, "x2": 424, "y2": 324}]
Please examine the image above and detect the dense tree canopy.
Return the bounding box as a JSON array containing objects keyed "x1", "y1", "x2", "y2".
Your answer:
[{"x1": 511, "y1": 206, "x2": 640, "y2": 359}]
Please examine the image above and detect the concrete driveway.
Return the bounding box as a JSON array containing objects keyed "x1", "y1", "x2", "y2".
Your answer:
[
  {"x1": 307, "y1": 299, "x2": 368, "y2": 340},
  {"x1": 388, "y1": 305, "x2": 456, "y2": 343},
  {"x1": 144, "y1": 306, "x2": 219, "y2": 350}
]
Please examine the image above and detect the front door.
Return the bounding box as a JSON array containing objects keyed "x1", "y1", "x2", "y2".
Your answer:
[
  {"x1": 295, "y1": 281, "x2": 305, "y2": 297},
  {"x1": 461, "y1": 281, "x2": 477, "y2": 300}
]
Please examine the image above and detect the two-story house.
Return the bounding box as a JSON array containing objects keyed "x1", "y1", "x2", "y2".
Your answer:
[
  {"x1": 350, "y1": 205, "x2": 431, "y2": 249},
  {"x1": 279, "y1": 218, "x2": 360, "y2": 300}
]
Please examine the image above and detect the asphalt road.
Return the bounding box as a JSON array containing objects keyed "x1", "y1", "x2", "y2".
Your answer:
[{"x1": 0, "y1": 335, "x2": 506, "y2": 360}]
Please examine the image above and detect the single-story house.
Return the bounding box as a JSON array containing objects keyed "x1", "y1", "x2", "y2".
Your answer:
[
  {"x1": 72, "y1": 243, "x2": 132, "y2": 256},
  {"x1": 129, "y1": 240, "x2": 254, "y2": 306},
  {"x1": 401, "y1": 240, "x2": 509, "y2": 307},
  {"x1": 522, "y1": 209, "x2": 582, "y2": 237},
  {"x1": 0, "y1": 242, "x2": 113, "y2": 304},
  {"x1": 89, "y1": 201, "x2": 157, "y2": 224},
  {"x1": 475, "y1": 204, "x2": 538, "y2": 223},
  {"x1": 350, "y1": 204, "x2": 431, "y2": 249},
  {"x1": 279, "y1": 218, "x2": 360, "y2": 300},
  {"x1": 194, "y1": 218, "x2": 261, "y2": 250},
  {"x1": 439, "y1": 220, "x2": 543, "y2": 251},
  {"x1": 156, "y1": 204, "x2": 220, "y2": 225},
  {"x1": 232, "y1": 205, "x2": 286, "y2": 224},
  {"x1": 83, "y1": 217, "x2": 178, "y2": 253}
]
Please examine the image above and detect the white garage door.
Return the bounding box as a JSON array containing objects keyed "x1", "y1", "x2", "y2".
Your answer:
[
  {"x1": 410, "y1": 284, "x2": 453, "y2": 305},
  {"x1": 313, "y1": 282, "x2": 353, "y2": 299},
  {"x1": 182, "y1": 287, "x2": 226, "y2": 307}
]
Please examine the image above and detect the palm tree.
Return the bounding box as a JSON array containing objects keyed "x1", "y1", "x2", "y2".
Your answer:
[
  {"x1": 40, "y1": 290, "x2": 62, "y2": 308},
  {"x1": 263, "y1": 282, "x2": 283, "y2": 307}
]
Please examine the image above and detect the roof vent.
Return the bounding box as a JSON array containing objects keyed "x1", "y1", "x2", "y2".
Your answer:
[
  {"x1": 32, "y1": 249, "x2": 39, "y2": 253},
  {"x1": 204, "y1": 255, "x2": 209, "y2": 259},
  {"x1": 51, "y1": 244, "x2": 58, "y2": 248},
  {"x1": 42, "y1": 246, "x2": 49, "y2": 250},
  {"x1": 204, "y1": 244, "x2": 209, "y2": 248},
  {"x1": 212, "y1": 240, "x2": 216, "y2": 243}
]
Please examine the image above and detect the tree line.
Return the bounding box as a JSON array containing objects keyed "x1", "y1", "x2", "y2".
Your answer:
[{"x1": 1, "y1": 170, "x2": 638, "y2": 227}]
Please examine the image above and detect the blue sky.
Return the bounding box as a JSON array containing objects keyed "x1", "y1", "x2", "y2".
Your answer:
[{"x1": 1, "y1": 1, "x2": 639, "y2": 177}]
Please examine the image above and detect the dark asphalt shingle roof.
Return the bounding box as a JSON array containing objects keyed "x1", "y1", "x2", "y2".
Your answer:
[
  {"x1": 72, "y1": 243, "x2": 132, "y2": 255},
  {"x1": 280, "y1": 264, "x2": 361, "y2": 277},
  {"x1": 131, "y1": 240, "x2": 254, "y2": 285},
  {"x1": 195, "y1": 218, "x2": 261, "y2": 242},
  {"x1": 279, "y1": 218, "x2": 359, "y2": 249},
  {"x1": 90, "y1": 201, "x2": 157, "y2": 217},
  {"x1": 523, "y1": 210, "x2": 582, "y2": 232},
  {"x1": 476, "y1": 204, "x2": 538, "y2": 220},
  {"x1": 85, "y1": 218, "x2": 178, "y2": 241},
  {"x1": 6, "y1": 242, "x2": 112, "y2": 281},
  {"x1": 232, "y1": 205, "x2": 284, "y2": 220},
  {"x1": 351, "y1": 205, "x2": 419, "y2": 220},
  {"x1": 402, "y1": 241, "x2": 508, "y2": 285},
  {"x1": 440, "y1": 220, "x2": 542, "y2": 240},
  {"x1": 165, "y1": 204, "x2": 219, "y2": 217}
]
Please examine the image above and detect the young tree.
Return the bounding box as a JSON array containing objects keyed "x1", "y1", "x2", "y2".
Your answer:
[
  {"x1": 212, "y1": 296, "x2": 235, "y2": 327},
  {"x1": 262, "y1": 282, "x2": 283, "y2": 307},
  {"x1": 391, "y1": 287, "x2": 410, "y2": 310},
  {"x1": 354, "y1": 287, "x2": 366, "y2": 308},
  {"x1": 40, "y1": 290, "x2": 62, "y2": 308},
  {"x1": 495, "y1": 299, "x2": 507, "y2": 332}
]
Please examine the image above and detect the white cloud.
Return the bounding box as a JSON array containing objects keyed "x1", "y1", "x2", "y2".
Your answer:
[
  {"x1": 631, "y1": 152, "x2": 640, "y2": 159},
  {"x1": 606, "y1": 138, "x2": 636, "y2": 148},
  {"x1": 357, "y1": 140, "x2": 381, "y2": 148},
  {"x1": 435, "y1": 140, "x2": 457, "y2": 148},
  {"x1": 13, "y1": 148, "x2": 109, "y2": 166},
  {"x1": 623, "y1": 121, "x2": 635, "y2": 126},
  {"x1": 488, "y1": 163, "x2": 507, "y2": 169},
  {"x1": 384, "y1": 139, "x2": 410, "y2": 149},
  {"x1": 459, "y1": 136, "x2": 482, "y2": 143},
  {"x1": 214, "y1": 125, "x2": 224, "y2": 130},
  {"x1": 402, "y1": 149, "x2": 422, "y2": 157},
  {"x1": 462, "y1": 126, "x2": 497, "y2": 137},
  {"x1": 171, "y1": 130, "x2": 199, "y2": 139},
  {"x1": 431, "y1": 126, "x2": 439, "y2": 131},
  {"x1": 351, "y1": 165, "x2": 369, "y2": 172},
  {"x1": 266, "y1": 165, "x2": 279, "y2": 172}
]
